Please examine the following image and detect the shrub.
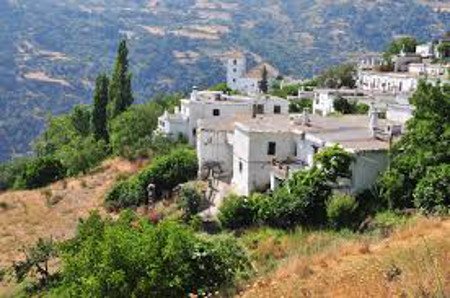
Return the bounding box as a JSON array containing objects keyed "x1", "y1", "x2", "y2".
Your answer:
[
  {"x1": 0, "y1": 157, "x2": 31, "y2": 190},
  {"x1": 105, "y1": 148, "x2": 198, "y2": 209},
  {"x1": 355, "y1": 102, "x2": 369, "y2": 114},
  {"x1": 49, "y1": 212, "x2": 249, "y2": 297},
  {"x1": 333, "y1": 96, "x2": 354, "y2": 114},
  {"x1": 413, "y1": 164, "x2": 450, "y2": 214},
  {"x1": 219, "y1": 194, "x2": 258, "y2": 229},
  {"x1": 326, "y1": 194, "x2": 359, "y2": 229},
  {"x1": 289, "y1": 98, "x2": 312, "y2": 113},
  {"x1": 14, "y1": 157, "x2": 66, "y2": 189},
  {"x1": 179, "y1": 184, "x2": 203, "y2": 221}
]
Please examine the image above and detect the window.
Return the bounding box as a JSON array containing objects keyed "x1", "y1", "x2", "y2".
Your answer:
[
  {"x1": 233, "y1": 59, "x2": 237, "y2": 65},
  {"x1": 239, "y1": 161, "x2": 243, "y2": 173},
  {"x1": 254, "y1": 104, "x2": 264, "y2": 114},
  {"x1": 268, "y1": 142, "x2": 276, "y2": 155},
  {"x1": 192, "y1": 129, "x2": 197, "y2": 137},
  {"x1": 274, "y1": 105, "x2": 281, "y2": 114},
  {"x1": 232, "y1": 78, "x2": 236, "y2": 83},
  {"x1": 233, "y1": 68, "x2": 237, "y2": 73},
  {"x1": 213, "y1": 109, "x2": 220, "y2": 116}
]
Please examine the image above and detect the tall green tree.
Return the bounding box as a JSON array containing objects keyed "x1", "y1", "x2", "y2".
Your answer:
[
  {"x1": 379, "y1": 82, "x2": 450, "y2": 210},
  {"x1": 109, "y1": 40, "x2": 133, "y2": 118},
  {"x1": 91, "y1": 74, "x2": 109, "y2": 142},
  {"x1": 258, "y1": 66, "x2": 269, "y2": 94}
]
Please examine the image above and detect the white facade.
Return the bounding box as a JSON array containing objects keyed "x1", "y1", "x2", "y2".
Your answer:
[
  {"x1": 313, "y1": 90, "x2": 336, "y2": 116},
  {"x1": 226, "y1": 54, "x2": 271, "y2": 95},
  {"x1": 416, "y1": 43, "x2": 434, "y2": 58},
  {"x1": 386, "y1": 104, "x2": 414, "y2": 125},
  {"x1": 408, "y1": 63, "x2": 449, "y2": 77},
  {"x1": 157, "y1": 90, "x2": 289, "y2": 146},
  {"x1": 227, "y1": 114, "x2": 398, "y2": 196},
  {"x1": 357, "y1": 71, "x2": 418, "y2": 94}
]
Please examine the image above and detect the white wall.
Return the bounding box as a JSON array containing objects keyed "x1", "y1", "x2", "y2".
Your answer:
[
  {"x1": 350, "y1": 151, "x2": 389, "y2": 193},
  {"x1": 197, "y1": 129, "x2": 233, "y2": 182},
  {"x1": 313, "y1": 92, "x2": 335, "y2": 116},
  {"x1": 232, "y1": 128, "x2": 295, "y2": 196}
]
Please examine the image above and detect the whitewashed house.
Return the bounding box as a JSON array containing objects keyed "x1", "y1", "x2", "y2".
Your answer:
[
  {"x1": 158, "y1": 89, "x2": 289, "y2": 147},
  {"x1": 357, "y1": 71, "x2": 419, "y2": 94},
  {"x1": 416, "y1": 42, "x2": 435, "y2": 58},
  {"x1": 195, "y1": 107, "x2": 404, "y2": 197}
]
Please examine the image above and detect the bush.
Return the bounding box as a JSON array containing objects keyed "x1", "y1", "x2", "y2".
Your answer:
[
  {"x1": 413, "y1": 165, "x2": 450, "y2": 214},
  {"x1": 219, "y1": 194, "x2": 259, "y2": 230},
  {"x1": 14, "y1": 157, "x2": 66, "y2": 189},
  {"x1": 326, "y1": 194, "x2": 359, "y2": 229},
  {"x1": 0, "y1": 157, "x2": 31, "y2": 190},
  {"x1": 109, "y1": 102, "x2": 164, "y2": 159},
  {"x1": 179, "y1": 184, "x2": 203, "y2": 221},
  {"x1": 105, "y1": 148, "x2": 198, "y2": 209},
  {"x1": 289, "y1": 98, "x2": 312, "y2": 113},
  {"x1": 49, "y1": 212, "x2": 249, "y2": 297}
]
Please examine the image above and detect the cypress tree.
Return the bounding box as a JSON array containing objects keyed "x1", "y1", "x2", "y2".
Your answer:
[
  {"x1": 92, "y1": 74, "x2": 109, "y2": 142},
  {"x1": 259, "y1": 65, "x2": 269, "y2": 94},
  {"x1": 109, "y1": 39, "x2": 133, "y2": 118}
]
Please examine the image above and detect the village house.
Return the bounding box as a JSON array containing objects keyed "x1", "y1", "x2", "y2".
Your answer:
[
  {"x1": 157, "y1": 89, "x2": 289, "y2": 146},
  {"x1": 197, "y1": 106, "x2": 404, "y2": 197}
]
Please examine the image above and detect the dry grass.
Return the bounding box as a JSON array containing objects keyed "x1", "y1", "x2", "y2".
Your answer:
[
  {"x1": 240, "y1": 217, "x2": 450, "y2": 297},
  {"x1": 0, "y1": 158, "x2": 138, "y2": 270}
]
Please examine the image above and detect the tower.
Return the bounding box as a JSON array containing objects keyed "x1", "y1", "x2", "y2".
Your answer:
[{"x1": 226, "y1": 53, "x2": 246, "y2": 91}]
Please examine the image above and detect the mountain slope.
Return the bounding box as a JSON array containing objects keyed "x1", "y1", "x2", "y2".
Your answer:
[{"x1": 0, "y1": 0, "x2": 449, "y2": 161}]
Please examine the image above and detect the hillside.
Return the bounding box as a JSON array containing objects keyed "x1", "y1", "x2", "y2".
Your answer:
[
  {"x1": 1, "y1": 0, "x2": 449, "y2": 161},
  {"x1": 240, "y1": 218, "x2": 450, "y2": 297},
  {"x1": 0, "y1": 158, "x2": 138, "y2": 269}
]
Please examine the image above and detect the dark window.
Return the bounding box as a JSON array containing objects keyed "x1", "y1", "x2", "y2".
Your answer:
[
  {"x1": 233, "y1": 59, "x2": 237, "y2": 65},
  {"x1": 254, "y1": 104, "x2": 264, "y2": 114},
  {"x1": 274, "y1": 105, "x2": 281, "y2": 114},
  {"x1": 213, "y1": 109, "x2": 220, "y2": 116},
  {"x1": 192, "y1": 129, "x2": 197, "y2": 137},
  {"x1": 239, "y1": 161, "x2": 243, "y2": 173},
  {"x1": 233, "y1": 68, "x2": 237, "y2": 73},
  {"x1": 268, "y1": 142, "x2": 276, "y2": 155},
  {"x1": 232, "y1": 78, "x2": 236, "y2": 83}
]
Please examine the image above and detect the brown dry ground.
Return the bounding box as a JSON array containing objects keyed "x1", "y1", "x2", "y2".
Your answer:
[
  {"x1": 0, "y1": 159, "x2": 139, "y2": 269},
  {"x1": 240, "y1": 217, "x2": 450, "y2": 298}
]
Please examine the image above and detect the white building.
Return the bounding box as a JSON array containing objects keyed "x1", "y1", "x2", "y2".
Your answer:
[
  {"x1": 226, "y1": 53, "x2": 278, "y2": 95},
  {"x1": 416, "y1": 42, "x2": 434, "y2": 58},
  {"x1": 158, "y1": 89, "x2": 289, "y2": 146},
  {"x1": 408, "y1": 63, "x2": 449, "y2": 77},
  {"x1": 357, "y1": 71, "x2": 419, "y2": 94},
  {"x1": 312, "y1": 89, "x2": 363, "y2": 116},
  {"x1": 196, "y1": 110, "x2": 403, "y2": 197}
]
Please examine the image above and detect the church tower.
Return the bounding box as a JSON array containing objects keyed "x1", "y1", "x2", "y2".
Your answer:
[{"x1": 226, "y1": 53, "x2": 246, "y2": 91}]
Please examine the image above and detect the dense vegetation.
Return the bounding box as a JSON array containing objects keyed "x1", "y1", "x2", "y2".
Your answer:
[
  {"x1": 13, "y1": 212, "x2": 249, "y2": 297},
  {"x1": 1, "y1": 0, "x2": 448, "y2": 161},
  {"x1": 333, "y1": 96, "x2": 370, "y2": 115},
  {"x1": 379, "y1": 82, "x2": 450, "y2": 214},
  {"x1": 105, "y1": 148, "x2": 198, "y2": 210}
]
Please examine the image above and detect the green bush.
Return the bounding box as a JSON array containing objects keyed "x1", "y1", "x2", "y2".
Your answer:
[
  {"x1": 326, "y1": 194, "x2": 359, "y2": 229},
  {"x1": 14, "y1": 157, "x2": 66, "y2": 189},
  {"x1": 355, "y1": 102, "x2": 369, "y2": 114},
  {"x1": 49, "y1": 212, "x2": 249, "y2": 297},
  {"x1": 219, "y1": 194, "x2": 259, "y2": 230},
  {"x1": 179, "y1": 184, "x2": 203, "y2": 221},
  {"x1": 105, "y1": 148, "x2": 198, "y2": 209},
  {"x1": 289, "y1": 98, "x2": 313, "y2": 113},
  {"x1": 413, "y1": 164, "x2": 450, "y2": 214},
  {"x1": 0, "y1": 157, "x2": 31, "y2": 190}
]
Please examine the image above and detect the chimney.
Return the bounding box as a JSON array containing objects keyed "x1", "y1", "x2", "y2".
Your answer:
[
  {"x1": 190, "y1": 86, "x2": 198, "y2": 101},
  {"x1": 369, "y1": 102, "x2": 378, "y2": 138}
]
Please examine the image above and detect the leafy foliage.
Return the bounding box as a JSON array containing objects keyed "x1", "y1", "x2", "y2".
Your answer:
[
  {"x1": 379, "y1": 82, "x2": 450, "y2": 210},
  {"x1": 179, "y1": 184, "x2": 203, "y2": 221},
  {"x1": 105, "y1": 148, "x2": 198, "y2": 210},
  {"x1": 48, "y1": 212, "x2": 249, "y2": 297},
  {"x1": 14, "y1": 157, "x2": 65, "y2": 189},
  {"x1": 109, "y1": 102, "x2": 164, "y2": 159},
  {"x1": 413, "y1": 164, "x2": 450, "y2": 214},
  {"x1": 326, "y1": 194, "x2": 359, "y2": 229},
  {"x1": 316, "y1": 63, "x2": 357, "y2": 89},
  {"x1": 384, "y1": 36, "x2": 418, "y2": 60},
  {"x1": 289, "y1": 99, "x2": 313, "y2": 113},
  {"x1": 219, "y1": 194, "x2": 260, "y2": 230}
]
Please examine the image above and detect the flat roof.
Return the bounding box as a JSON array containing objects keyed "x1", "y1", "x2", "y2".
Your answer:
[
  {"x1": 235, "y1": 114, "x2": 393, "y2": 152},
  {"x1": 183, "y1": 91, "x2": 287, "y2": 104}
]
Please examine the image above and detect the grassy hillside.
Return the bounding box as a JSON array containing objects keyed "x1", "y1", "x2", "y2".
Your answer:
[{"x1": 0, "y1": 0, "x2": 449, "y2": 161}]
